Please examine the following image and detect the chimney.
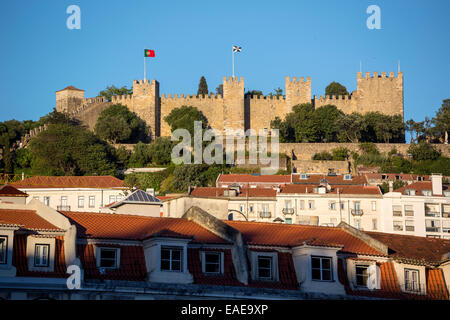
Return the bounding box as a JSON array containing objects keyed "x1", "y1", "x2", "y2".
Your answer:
[
  {"x1": 431, "y1": 174, "x2": 443, "y2": 196},
  {"x1": 146, "y1": 188, "x2": 155, "y2": 196}
]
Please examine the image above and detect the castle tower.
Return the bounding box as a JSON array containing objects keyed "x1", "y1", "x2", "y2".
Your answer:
[
  {"x1": 131, "y1": 79, "x2": 160, "y2": 138},
  {"x1": 223, "y1": 76, "x2": 245, "y2": 133},
  {"x1": 355, "y1": 71, "x2": 404, "y2": 119},
  {"x1": 285, "y1": 76, "x2": 311, "y2": 112},
  {"x1": 55, "y1": 86, "x2": 85, "y2": 113}
]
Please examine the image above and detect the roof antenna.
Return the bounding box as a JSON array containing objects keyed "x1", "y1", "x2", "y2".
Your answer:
[{"x1": 398, "y1": 60, "x2": 401, "y2": 73}]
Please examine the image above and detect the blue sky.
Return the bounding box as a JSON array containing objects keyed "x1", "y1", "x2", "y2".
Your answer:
[{"x1": 1, "y1": 0, "x2": 449, "y2": 123}]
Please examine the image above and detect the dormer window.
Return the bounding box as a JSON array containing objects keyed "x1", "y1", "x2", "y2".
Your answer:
[
  {"x1": 422, "y1": 190, "x2": 432, "y2": 196},
  {"x1": 0, "y1": 236, "x2": 7, "y2": 264},
  {"x1": 251, "y1": 251, "x2": 278, "y2": 281},
  {"x1": 97, "y1": 247, "x2": 120, "y2": 269},
  {"x1": 201, "y1": 251, "x2": 224, "y2": 274},
  {"x1": 356, "y1": 265, "x2": 369, "y2": 287},
  {"x1": 300, "y1": 174, "x2": 309, "y2": 180},
  {"x1": 405, "y1": 189, "x2": 416, "y2": 196},
  {"x1": 311, "y1": 256, "x2": 332, "y2": 281},
  {"x1": 34, "y1": 244, "x2": 50, "y2": 267},
  {"x1": 161, "y1": 246, "x2": 183, "y2": 272},
  {"x1": 344, "y1": 174, "x2": 352, "y2": 181},
  {"x1": 257, "y1": 256, "x2": 273, "y2": 280}
]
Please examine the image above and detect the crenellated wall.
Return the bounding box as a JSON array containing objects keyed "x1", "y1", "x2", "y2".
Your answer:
[{"x1": 57, "y1": 71, "x2": 404, "y2": 138}]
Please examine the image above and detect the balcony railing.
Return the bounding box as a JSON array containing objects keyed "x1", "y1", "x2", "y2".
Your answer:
[
  {"x1": 426, "y1": 227, "x2": 440, "y2": 232},
  {"x1": 282, "y1": 208, "x2": 294, "y2": 215},
  {"x1": 404, "y1": 211, "x2": 414, "y2": 217},
  {"x1": 393, "y1": 211, "x2": 402, "y2": 217},
  {"x1": 259, "y1": 211, "x2": 272, "y2": 219},
  {"x1": 425, "y1": 211, "x2": 440, "y2": 217},
  {"x1": 393, "y1": 225, "x2": 403, "y2": 231},
  {"x1": 57, "y1": 205, "x2": 71, "y2": 211},
  {"x1": 442, "y1": 212, "x2": 450, "y2": 218},
  {"x1": 351, "y1": 209, "x2": 363, "y2": 216},
  {"x1": 405, "y1": 226, "x2": 415, "y2": 232}
]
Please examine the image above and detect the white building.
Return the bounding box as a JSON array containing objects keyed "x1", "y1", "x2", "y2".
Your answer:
[
  {"x1": 381, "y1": 174, "x2": 450, "y2": 239},
  {"x1": 11, "y1": 176, "x2": 128, "y2": 213}
]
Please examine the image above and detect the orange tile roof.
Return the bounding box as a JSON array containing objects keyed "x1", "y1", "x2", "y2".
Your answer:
[
  {"x1": 426, "y1": 268, "x2": 449, "y2": 300},
  {"x1": 292, "y1": 174, "x2": 368, "y2": 185},
  {"x1": 225, "y1": 220, "x2": 383, "y2": 256},
  {"x1": 190, "y1": 187, "x2": 277, "y2": 198},
  {"x1": 56, "y1": 85, "x2": 84, "y2": 92},
  {"x1": 279, "y1": 184, "x2": 381, "y2": 195},
  {"x1": 0, "y1": 209, "x2": 62, "y2": 231},
  {"x1": 367, "y1": 231, "x2": 450, "y2": 265},
  {"x1": 11, "y1": 176, "x2": 125, "y2": 189},
  {"x1": 393, "y1": 181, "x2": 448, "y2": 196},
  {"x1": 217, "y1": 174, "x2": 291, "y2": 184},
  {"x1": 0, "y1": 185, "x2": 28, "y2": 197},
  {"x1": 60, "y1": 211, "x2": 229, "y2": 244}
]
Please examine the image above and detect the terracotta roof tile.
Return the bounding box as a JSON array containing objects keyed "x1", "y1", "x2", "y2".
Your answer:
[
  {"x1": 366, "y1": 231, "x2": 450, "y2": 265},
  {"x1": 292, "y1": 174, "x2": 368, "y2": 185},
  {"x1": 279, "y1": 184, "x2": 381, "y2": 195},
  {"x1": 0, "y1": 209, "x2": 61, "y2": 231},
  {"x1": 190, "y1": 187, "x2": 277, "y2": 198},
  {"x1": 56, "y1": 85, "x2": 84, "y2": 92},
  {"x1": 393, "y1": 181, "x2": 448, "y2": 196},
  {"x1": 11, "y1": 176, "x2": 125, "y2": 189},
  {"x1": 426, "y1": 268, "x2": 449, "y2": 300},
  {"x1": 217, "y1": 174, "x2": 291, "y2": 184},
  {"x1": 60, "y1": 211, "x2": 228, "y2": 244},
  {"x1": 0, "y1": 185, "x2": 28, "y2": 197},
  {"x1": 225, "y1": 220, "x2": 383, "y2": 256}
]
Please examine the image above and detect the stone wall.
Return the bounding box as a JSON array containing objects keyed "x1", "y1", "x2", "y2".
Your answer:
[
  {"x1": 292, "y1": 160, "x2": 350, "y2": 174},
  {"x1": 58, "y1": 71, "x2": 404, "y2": 138}
]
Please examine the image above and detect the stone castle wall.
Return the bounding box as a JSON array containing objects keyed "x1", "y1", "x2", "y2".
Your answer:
[{"x1": 56, "y1": 71, "x2": 405, "y2": 138}]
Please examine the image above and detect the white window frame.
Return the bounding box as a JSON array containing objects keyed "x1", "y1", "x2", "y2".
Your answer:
[
  {"x1": 89, "y1": 196, "x2": 95, "y2": 208},
  {"x1": 252, "y1": 252, "x2": 278, "y2": 281},
  {"x1": 200, "y1": 251, "x2": 224, "y2": 275},
  {"x1": 160, "y1": 246, "x2": 183, "y2": 272},
  {"x1": 404, "y1": 268, "x2": 420, "y2": 293},
  {"x1": 96, "y1": 247, "x2": 120, "y2": 269},
  {"x1": 34, "y1": 244, "x2": 50, "y2": 267},
  {"x1": 371, "y1": 201, "x2": 377, "y2": 211},
  {"x1": 43, "y1": 196, "x2": 50, "y2": 206},
  {"x1": 311, "y1": 256, "x2": 333, "y2": 281},
  {"x1": 355, "y1": 264, "x2": 370, "y2": 287},
  {"x1": 0, "y1": 236, "x2": 7, "y2": 264},
  {"x1": 78, "y1": 196, "x2": 84, "y2": 208}
]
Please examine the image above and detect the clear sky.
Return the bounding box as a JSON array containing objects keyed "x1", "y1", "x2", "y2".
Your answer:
[{"x1": 1, "y1": 0, "x2": 449, "y2": 123}]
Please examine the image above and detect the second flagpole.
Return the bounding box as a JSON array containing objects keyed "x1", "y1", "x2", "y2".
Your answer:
[{"x1": 144, "y1": 54, "x2": 146, "y2": 81}]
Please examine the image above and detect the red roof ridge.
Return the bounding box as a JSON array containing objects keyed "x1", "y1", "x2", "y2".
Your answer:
[{"x1": 60, "y1": 210, "x2": 180, "y2": 220}]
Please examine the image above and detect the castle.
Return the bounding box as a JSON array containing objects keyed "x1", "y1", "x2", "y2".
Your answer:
[{"x1": 55, "y1": 71, "x2": 404, "y2": 138}]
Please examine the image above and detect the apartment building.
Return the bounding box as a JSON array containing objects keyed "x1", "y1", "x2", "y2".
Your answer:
[
  {"x1": 381, "y1": 174, "x2": 450, "y2": 239},
  {"x1": 11, "y1": 176, "x2": 128, "y2": 213},
  {"x1": 216, "y1": 174, "x2": 291, "y2": 188},
  {"x1": 0, "y1": 200, "x2": 449, "y2": 300}
]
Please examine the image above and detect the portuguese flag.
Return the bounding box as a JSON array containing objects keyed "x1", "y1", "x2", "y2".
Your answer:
[{"x1": 144, "y1": 49, "x2": 155, "y2": 57}]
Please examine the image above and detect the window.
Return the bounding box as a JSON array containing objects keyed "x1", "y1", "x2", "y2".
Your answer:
[
  {"x1": 257, "y1": 256, "x2": 273, "y2": 280},
  {"x1": 344, "y1": 174, "x2": 352, "y2": 181},
  {"x1": 404, "y1": 205, "x2": 414, "y2": 216},
  {"x1": 161, "y1": 246, "x2": 182, "y2": 272},
  {"x1": 405, "y1": 189, "x2": 416, "y2": 196},
  {"x1": 78, "y1": 196, "x2": 84, "y2": 208},
  {"x1": 393, "y1": 205, "x2": 402, "y2": 217},
  {"x1": 89, "y1": 196, "x2": 95, "y2": 208},
  {"x1": 426, "y1": 220, "x2": 440, "y2": 232},
  {"x1": 249, "y1": 204, "x2": 254, "y2": 214},
  {"x1": 116, "y1": 195, "x2": 122, "y2": 202},
  {"x1": 98, "y1": 248, "x2": 119, "y2": 269},
  {"x1": 34, "y1": 244, "x2": 50, "y2": 267},
  {"x1": 239, "y1": 204, "x2": 245, "y2": 213},
  {"x1": 393, "y1": 221, "x2": 403, "y2": 231},
  {"x1": 300, "y1": 174, "x2": 309, "y2": 180},
  {"x1": 311, "y1": 256, "x2": 332, "y2": 281},
  {"x1": 0, "y1": 236, "x2": 7, "y2": 264},
  {"x1": 61, "y1": 196, "x2": 67, "y2": 206},
  {"x1": 404, "y1": 269, "x2": 420, "y2": 292},
  {"x1": 308, "y1": 201, "x2": 315, "y2": 210},
  {"x1": 329, "y1": 201, "x2": 336, "y2": 210},
  {"x1": 356, "y1": 265, "x2": 369, "y2": 287},
  {"x1": 299, "y1": 200, "x2": 305, "y2": 210},
  {"x1": 371, "y1": 201, "x2": 377, "y2": 211},
  {"x1": 202, "y1": 252, "x2": 222, "y2": 274},
  {"x1": 354, "y1": 219, "x2": 361, "y2": 230},
  {"x1": 285, "y1": 218, "x2": 292, "y2": 224},
  {"x1": 405, "y1": 220, "x2": 415, "y2": 232},
  {"x1": 340, "y1": 202, "x2": 345, "y2": 210},
  {"x1": 372, "y1": 219, "x2": 378, "y2": 230},
  {"x1": 43, "y1": 196, "x2": 50, "y2": 206},
  {"x1": 422, "y1": 190, "x2": 432, "y2": 196}
]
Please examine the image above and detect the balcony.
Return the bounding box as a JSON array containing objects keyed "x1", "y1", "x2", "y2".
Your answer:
[
  {"x1": 405, "y1": 226, "x2": 415, "y2": 232},
  {"x1": 426, "y1": 227, "x2": 440, "y2": 233},
  {"x1": 425, "y1": 211, "x2": 440, "y2": 218},
  {"x1": 442, "y1": 212, "x2": 450, "y2": 218},
  {"x1": 282, "y1": 208, "x2": 294, "y2": 215},
  {"x1": 351, "y1": 209, "x2": 363, "y2": 216},
  {"x1": 393, "y1": 224, "x2": 403, "y2": 231},
  {"x1": 259, "y1": 211, "x2": 272, "y2": 219},
  {"x1": 393, "y1": 211, "x2": 402, "y2": 217},
  {"x1": 57, "y1": 205, "x2": 71, "y2": 211}
]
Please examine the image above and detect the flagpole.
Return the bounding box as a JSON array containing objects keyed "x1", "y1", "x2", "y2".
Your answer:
[
  {"x1": 144, "y1": 55, "x2": 146, "y2": 81},
  {"x1": 232, "y1": 47, "x2": 235, "y2": 78}
]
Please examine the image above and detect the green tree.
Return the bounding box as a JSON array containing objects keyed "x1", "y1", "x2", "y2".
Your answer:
[
  {"x1": 148, "y1": 137, "x2": 173, "y2": 165},
  {"x1": 29, "y1": 123, "x2": 117, "y2": 176},
  {"x1": 408, "y1": 141, "x2": 441, "y2": 161},
  {"x1": 14, "y1": 148, "x2": 33, "y2": 169},
  {"x1": 113, "y1": 146, "x2": 131, "y2": 170},
  {"x1": 128, "y1": 142, "x2": 152, "y2": 167},
  {"x1": 94, "y1": 104, "x2": 147, "y2": 143},
  {"x1": 336, "y1": 113, "x2": 366, "y2": 143},
  {"x1": 164, "y1": 106, "x2": 208, "y2": 138},
  {"x1": 432, "y1": 99, "x2": 450, "y2": 143},
  {"x1": 197, "y1": 76, "x2": 209, "y2": 96},
  {"x1": 325, "y1": 82, "x2": 349, "y2": 97},
  {"x1": 332, "y1": 147, "x2": 350, "y2": 161},
  {"x1": 99, "y1": 85, "x2": 132, "y2": 102}
]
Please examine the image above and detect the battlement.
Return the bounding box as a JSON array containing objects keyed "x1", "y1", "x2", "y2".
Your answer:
[
  {"x1": 133, "y1": 79, "x2": 156, "y2": 85},
  {"x1": 314, "y1": 94, "x2": 352, "y2": 101},
  {"x1": 357, "y1": 71, "x2": 403, "y2": 79},
  {"x1": 161, "y1": 93, "x2": 223, "y2": 100},
  {"x1": 223, "y1": 76, "x2": 244, "y2": 83},
  {"x1": 285, "y1": 76, "x2": 311, "y2": 84},
  {"x1": 248, "y1": 94, "x2": 284, "y2": 100},
  {"x1": 111, "y1": 94, "x2": 133, "y2": 103}
]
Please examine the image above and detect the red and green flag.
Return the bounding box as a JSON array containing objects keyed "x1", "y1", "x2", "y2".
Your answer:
[{"x1": 144, "y1": 49, "x2": 155, "y2": 57}]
